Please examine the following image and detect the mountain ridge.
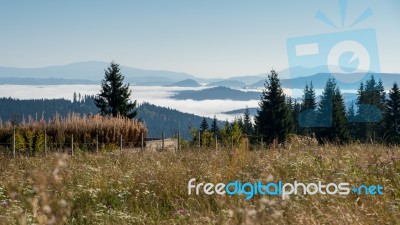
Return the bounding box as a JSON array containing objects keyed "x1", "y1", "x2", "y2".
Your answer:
[{"x1": 0, "y1": 61, "x2": 398, "y2": 87}]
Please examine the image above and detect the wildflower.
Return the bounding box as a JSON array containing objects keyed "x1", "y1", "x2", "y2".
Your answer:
[
  {"x1": 260, "y1": 197, "x2": 269, "y2": 204},
  {"x1": 43, "y1": 205, "x2": 52, "y2": 214},
  {"x1": 267, "y1": 200, "x2": 277, "y2": 206},
  {"x1": 1, "y1": 200, "x2": 8, "y2": 208},
  {"x1": 272, "y1": 210, "x2": 284, "y2": 219},
  {"x1": 266, "y1": 174, "x2": 274, "y2": 182},
  {"x1": 58, "y1": 199, "x2": 67, "y2": 208}
]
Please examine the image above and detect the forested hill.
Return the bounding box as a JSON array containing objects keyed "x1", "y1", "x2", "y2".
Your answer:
[
  {"x1": 137, "y1": 103, "x2": 219, "y2": 139},
  {"x1": 0, "y1": 97, "x2": 214, "y2": 139},
  {"x1": 0, "y1": 95, "x2": 97, "y2": 122}
]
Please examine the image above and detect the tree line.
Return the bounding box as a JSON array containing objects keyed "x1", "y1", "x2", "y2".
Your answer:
[{"x1": 193, "y1": 70, "x2": 400, "y2": 148}]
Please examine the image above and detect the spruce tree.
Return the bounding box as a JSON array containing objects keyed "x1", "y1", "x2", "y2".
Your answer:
[
  {"x1": 331, "y1": 88, "x2": 350, "y2": 143},
  {"x1": 200, "y1": 117, "x2": 209, "y2": 134},
  {"x1": 355, "y1": 75, "x2": 386, "y2": 142},
  {"x1": 302, "y1": 81, "x2": 317, "y2": 110},
  {"x1": 383, "y1": 82, "x2": 400, "y2": 144},
  {"x1": 315, "y1": 79, "x2": 350, "y2": 144},
  {"x1": 347, "y1": 101, "x2": 357, "y2": 122},
  {"x1": 347, "y1": 101, "x2": 358, "y2": 140},
  {"x1": 210, "y1": 115, "x2": 220, "y2": 138},
  {"x1": 255, "y1": 70, "x2": 292, "y2": 146},
  {"x1": 95, "y1": 62, "x2": 137, "y2": 118},
  {"x1": 299, "y1": 81, "x2": 317, "y2": 133},
  {"x1": 292, "y1": 100, "x2": 301, "y2": 134},
  {"x1": 242, "y1": 106, "x2": 253, "y2": 136},
  {"x1": 285, "y1": 97, "x2": 295, "y2": 133}
]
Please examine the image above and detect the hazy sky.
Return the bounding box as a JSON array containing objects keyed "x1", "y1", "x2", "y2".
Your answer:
[{"x1": 0, "y1": 0, "x2": 399, "y2": 78}]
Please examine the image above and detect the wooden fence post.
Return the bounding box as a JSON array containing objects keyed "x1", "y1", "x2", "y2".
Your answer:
[
  {"x1": 177, "y1": 131, "x2": 180, "y2": 151},
  {"x1": 141, "y1": 132, "x2": 144, "y2": 151},
  {"x1": 44, "y1": 132, "x2": 47, "y2": 156},
  {"x1": 162, "y1": 132, "x2": 165, "y2": 151},
  {"x1": 120, "y1": 134, "x2": 123, "y2": 153},
  {"x1": 12, "y1": 125, "x2": 15, "y2": 158},
  {"x1": 96, "y1": 133, "x2": 99, "y2": 152},
  {"x1": 71, "y1": 134, "x2": 74, "y2": 157}
]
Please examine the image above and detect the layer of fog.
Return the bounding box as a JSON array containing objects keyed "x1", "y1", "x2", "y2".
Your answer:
[{"x1": 0, "y1": 85, "x2": 356, "y2": 121}]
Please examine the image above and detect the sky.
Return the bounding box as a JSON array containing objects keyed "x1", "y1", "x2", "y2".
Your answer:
[{"x1": 0, "y1": 0, "x2": 399, "y2": 78}]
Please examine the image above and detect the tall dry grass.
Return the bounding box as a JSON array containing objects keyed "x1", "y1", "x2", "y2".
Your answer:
[
  {"x1": 0, "y1": 114, "x2": 147, "y2": 154},
  {"x1": 0, "y1": 138, "x2": 398, "y2": 224}
]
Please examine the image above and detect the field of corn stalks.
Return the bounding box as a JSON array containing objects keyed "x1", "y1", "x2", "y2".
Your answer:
[
  {"x1": 0, "y1": 137, "x2": 398, "y2": 224},
  {"x1": 0, "y1": 114, "x2": 147, "y2": 155}
]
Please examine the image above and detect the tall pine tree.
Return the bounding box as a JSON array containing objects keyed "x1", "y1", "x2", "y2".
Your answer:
[
  {"x1": 210, "y1": 115, "x2": 220, "y2": 138},
  {"x1": 292, "y1": 100, "x2": 301, "y2": 134},
  {"x1": 315, "y1": 79, "x2": 350, "y2": 144},
  {"x1": 302, "y1": 81, "x2": 317, "y2": 110},
  {"x1": 347, "y1": 101, "x2": 358, "y2": 140},
  {"x1": 255, "y1": 70, "x2": 292, "y2": 147},
  {"x1": 95, "y1": 62, "x2": 137, "y2": 118},
  {"x1": 299, "y1": 81, "x2": 317, "y2": 134},
  {"x1": 200, "y1": 118, "x2": 209, "y2": 134},
  {"x1": 383, "y1": 82, "x2": 400, "y2": 144},
  {"x1": 355, "y1": 75, "x2": 386, "y2": 142},
  {"x1": 242, "y1": 106, "x2": 253, "y2": 136}
]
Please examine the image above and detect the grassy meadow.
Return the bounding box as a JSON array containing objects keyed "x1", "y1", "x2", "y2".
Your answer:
[{"x1": 0, "y1": 138, "x2": 399, "y2": 224}]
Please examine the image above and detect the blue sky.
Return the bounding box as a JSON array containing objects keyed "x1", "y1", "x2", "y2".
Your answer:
[{"x1": 0, "y1": 0, "x2": 399, "y2": 78}]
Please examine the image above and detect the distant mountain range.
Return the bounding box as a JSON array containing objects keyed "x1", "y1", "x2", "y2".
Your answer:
[
  {"x1": 0, "y1": 61, "x2": 398, "y2": 90},
  {"x1": 0, "y1": 77, "x2": 97, "y2": 85},
  {"x1": 171, "y1": 86, "x2": 261, "y2": 101},
  {"x1": 0, "y1": 61, "x2": 200, "y2": 86},
  {"x1": 260, "y1": 73, "x2": 399, "y2": 89}
]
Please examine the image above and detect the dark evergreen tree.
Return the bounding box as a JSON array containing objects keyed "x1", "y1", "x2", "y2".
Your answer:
[
  {"x1": 332, "y1": 88, "x2": 351, "y2": 143},
  {"x1": 292, "y1": 100, "x2": 301, "y2": 134},
  {"x1": 285, "y1": 97, "x2": 295, "y2": 133},
  {"x1": 347, "y1": 101, "x2": 358, "y2": 140},
  {"x1": 347, "y1": 101, "x2": 357, "y2": 122},
  {"x1": 355, "y1": 75, "x2": 386, "y2": 142},
  {"x1": 73, "y1": 92, "x2": 78, "y2": 103},
  {"x1": 242, "y1": 106, "x2": 253, "y2": 136},
  {"x1": 200, "y1": 117, "x2": 209, "y2": 134},
  {"x1": 95, "y1": 62, "x2": 137, "y2": 119},
  {"x1": 210, "y1": 115, "x2": 220, "y2": 138},
  {"x1": 315, "y1": 79, "x2": 350, "y2": 144},
  {"x1": 301, "y1": 81, "x2": 317, "y2": 110},
  {"x1": 299, "y1": 81, "x2": 317, "y2": 134},
  {"x1": 255, "y1": 70, "x2": 292, "y2": 147},
  {"x1": 383, "y1": 82, "x2": 400, "y2": 144},
  {"x1": 236, "y1": 116, "x2": 244, "y2": 130}
]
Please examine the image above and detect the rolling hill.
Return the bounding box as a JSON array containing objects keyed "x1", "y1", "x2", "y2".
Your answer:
[
  {"x1": 171, "y1": 86, "x2": 261, "y2": 101},
  {"x1": 166, "y1": 79, "x2": 201, "y2": 87},
  {"x1": 206, "y1": 80, "x2": 246, "y2": 88}
]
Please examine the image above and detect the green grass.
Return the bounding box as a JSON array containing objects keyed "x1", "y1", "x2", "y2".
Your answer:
[{"x1": 0, "y1": 139, "x2": 399, "y2": 224}]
